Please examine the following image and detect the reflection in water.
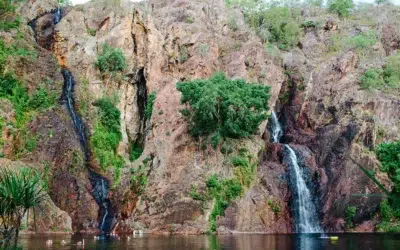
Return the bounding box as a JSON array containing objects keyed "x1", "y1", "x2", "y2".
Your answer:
[{"x1": 18, "y1": 233, "x2": 400, "y2": 250}]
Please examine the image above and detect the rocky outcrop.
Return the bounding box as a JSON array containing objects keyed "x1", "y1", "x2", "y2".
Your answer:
[{"x1": 2, "y1": 0, "x2": 398, "y2": 234}]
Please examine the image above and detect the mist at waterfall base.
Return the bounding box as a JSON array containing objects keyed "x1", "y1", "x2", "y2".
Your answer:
[
  {"x1": 269, "y1": 111, "x2": 322, "y2": 234},
  {"x1": 61, "y1": 70, "x2": 114, "y2": 233}
]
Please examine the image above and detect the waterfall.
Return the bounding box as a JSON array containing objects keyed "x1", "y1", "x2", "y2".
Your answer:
[
  {"x1": 284, "y1": 145, "x2": 322, "y2": 233},
  {"x1": 61, "y1": 69, "x2": 114, "y2": 233},
  {"x1": 269, "y1": 111, "x2": 322, "y2": 233},
  {"x1": 53, "y1": 8, "x2": 62, "y2": 25},
  {"x1": 270, "y1": 111, "x2": 283, "y2": 143}
]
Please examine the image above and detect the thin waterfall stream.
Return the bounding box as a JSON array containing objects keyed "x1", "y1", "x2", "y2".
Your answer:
[
  {"x1": 61, "y1": 70, "x2": 114, "y2": 233},
  {"x1": 269, "y1": 111, "x2": 322, "y2": 233}
]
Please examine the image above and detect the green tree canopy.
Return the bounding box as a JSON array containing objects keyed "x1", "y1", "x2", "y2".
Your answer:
[
  {"x1": 328, "y1": 0, "x2": 355, "y2": 18},
  {"x1": 176, "y1": 72, "x2": 271, "y2": 140}
]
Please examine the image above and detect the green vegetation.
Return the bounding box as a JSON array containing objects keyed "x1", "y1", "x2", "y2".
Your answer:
[
  {"x1": 345, "y1": 206, "x2": 357, "y2": 228},
  {"x1": 87, "y1": 28, "x2": 97, "y2": 36},
  {"x1": 129, "y1": 143, "x2": 143, "y2": 162},
  {"x1": 0, "y1": 168, "x2": 46, "y2": 245},
  {"x1": 189, "y1": 151, "x2": 256, "y2": 232},
  {"x1": 247, "y1": 7, "x2": 301, "y2": 50},
  {"x1": 361, "y1": 68, "x2": 384, "y2": 89},
  {"x1": 0, "y1": 0, "x2": 21, "y2": 32},
  {"x1": 28, "y1": 86, "x2": 57, "y2": 111},
  {"x1": 145, "y1": 92, "x2": 156, "y2": 120},
  {"x1": 177, "y1": 72, "x2": 270, "y2": 147},
  {"x1": 91, "y1": 98, "x2": 124, "y2": 182},
  {"x1": 268, "y1": 199, "x2": 281, "y2": 215},
  {"x1": 376, "y1": 141, "x2": 400, "y2": 192},
  {"x1": 361, "y1": 54, "x2": 400, "y2": 90},
  {"x1": 377, "y1": 200, "x2": 400, "y2": 232},
  {"x1": 328, "y1": 0, "x2": 355, "y2": 18},
  {"x1": 95, "y1": 43, "x2": 126, "y2": 73},
  {"x1": 129, "y1": 164, "x2": 148, "y2": 195},
  {"x1": 227, "y1": 16, "x2": 239, "y2": 31}
]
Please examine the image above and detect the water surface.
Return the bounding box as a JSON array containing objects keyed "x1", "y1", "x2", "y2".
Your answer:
[{"x1": 18, "y1": 233, "x2": 400, "y2": 250}]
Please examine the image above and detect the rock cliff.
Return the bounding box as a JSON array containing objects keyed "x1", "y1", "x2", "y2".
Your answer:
[{"x1": 0, "y1": 0, "x2": 398, "y2": 234}]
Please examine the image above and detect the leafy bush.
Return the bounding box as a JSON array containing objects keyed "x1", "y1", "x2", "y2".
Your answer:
[
  {"x1": 328, "y1": 0, "x2": 355, "y2": 18},
  {"x1": 129, "y1": 143, "x2": 143, "y2": 162},
  {"x1": 28, "y1": 86, "x2": 57, "y2": 111},
  {"x1": 376, "y1": 141, "x2": 400, "y2": 192},
  {"x1": 268, "y1": 199, "x2": 281, "y2": 215},
  {"x1": 145, "y1": 92, "x2": 156, "y2": 120},
  {"x1": 227, "y1": 16, "x2": 239, "y2": 31},
  {"x1": 346, "y1": 31, "x2": 377, "y2": 53},
  {"x1": 177, "y1": 72, "x2": 270, "y2": 140},
  {"x1": 384, "y1": 53, "x2": 400, "y2": 88},
  {"x1": 361, "y1": 68, "x2": 385, "y2": 89},
  {"x1": 91, "y1": 98, "x2": 124, "y2": 173},
  {"x1": 129, "y1": 165, "x2": 148, "y2": 195},
  {"x1": 247, "y1": 7, "x2": 300, "y2": 50},
  {"x1": 95, "y1": 43, "x2": 126, "y2": 73},
  {"x1": 345, "y1": 206, "x2": 357, "y2": 228}
]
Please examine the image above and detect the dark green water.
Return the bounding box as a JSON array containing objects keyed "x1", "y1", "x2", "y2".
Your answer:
[{"x1": 17, "y1": 233, "x2": 400, "y2": 250}]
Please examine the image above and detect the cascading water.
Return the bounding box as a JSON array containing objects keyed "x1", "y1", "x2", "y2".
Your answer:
[
  {"x1": 270, "y1": 111, "x2": 283, "y2": 143},
  {"x1": 269, "y1": 111, "x2": 322, "y2": 233},
  {"x1": 284, "y1": 146, "x2": 322, "y2": 233},
  {"x1": 61, "y1": 69, "x2": 114, "y2": 233}
]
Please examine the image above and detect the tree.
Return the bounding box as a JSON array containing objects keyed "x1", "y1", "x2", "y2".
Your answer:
[
  {"x1": 0, "y1": 168, "x2": 46, "y2": 246},
  {"x1": 328, "y1": 0, "x2": 355, "y2": 18},
  {"x1": 95, "y1": 43, "x2": 126, "y2": 73},
  {"x1": 176, "y1": 72, "x2": 271, "y2": 142}
]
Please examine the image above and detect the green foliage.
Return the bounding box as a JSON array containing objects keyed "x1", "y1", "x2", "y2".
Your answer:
[
  {"x1": 346, "y1": 31, "x2": 377, "y2": 52},
  {"x1": 247, "y1": 7, "x2": 301, "y2": 50},
  {"x1": 376, "y1": 141, "x2": 400, "y2": 192},
  {"x1": 189, "y1": 151, "x2": 255, "y2": 232},
  {"x1": 129, "y1": 143, "x2": 143, "y2": 162},
  {"x1": 306, "y1": 0, "x2": 324, "y2": 7},
  {"x1": 185, "y1": 16, "x2": 194, "y2": 24},
  {"x1": 384, "y1": 53, "x2": 400, "y2": 89},
  {"x1": 361, "y1": 68, "x2": 385, "y2": 89},
  {"x1": 145, "y1": 92, "x2": 156, "y2": 120},
  {"x1": 199, "y1": 44, "x2": 210, "y2": 56},
  {"x1": 268, "y1": 199, "x2": 281, "y2": 215},
  {"x1": 129, "y1": 165, "x2": 148, "y2": 195},
  {"x1": 95, "y1": 43, "x2": 126, "y2": 73},
  {"x1": 0, "y1": 0, "x2": 21, "y2": 32},
  {"x1": 376, "y1": 200, "x2": 400, "y2": 232},
  {"x1": 177, "y1": 72, "x2": 270, "y2": 141},
  {"x1": 345, "y1": 206, "x2": 357, "y2": 228},
  {"x1": 360, "y1": 53, "x2": 400, "y2": 90},
  {"x1": 328, "y1": 0, "x2": 355, "y2": 18},
  {"x1": 87, "y1": 28, "x2": 96, "y2": 36},
  {"x1": 91, "y1": 98, "x2": 124, "y2": 175},
  {"x1": 28, "y1": 86, "x2": 57, "y2": 111},
  {"x1": 0, "y1": 168, "x2": 46, "y2": 244}
]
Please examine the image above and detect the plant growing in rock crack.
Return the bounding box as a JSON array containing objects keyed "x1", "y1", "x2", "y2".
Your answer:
[
  {"x1": 95, "y1": 43, "x2": 126, "y2": 73},
  {"x1": 345, "y1": 206, "x2": 357, "y2": 228},
  {"x1": 177, "y1": 72, "x2": 270, "y2": 149},
  {"x1": 189, "y1": 151, "x2": 256, "y2": 232}
]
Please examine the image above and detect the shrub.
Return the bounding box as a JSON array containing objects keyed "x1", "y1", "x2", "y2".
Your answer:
[
  {"x1": 129, "y1": 143, "x2": 143, "y2": 162},
  {"x1": 376, "y1": 141, "x2": 400, "y2": 192},
  {"x1": 129, "y1": 165, "x2": 148, "y2": 195},
  {"x1": 92, "y1": 98, "x2": 123, "y2": 172},
  {"x1": 361, "y1": 68, "x2": 385, "y2": 89},
  {"x1": 345, "y1": 206, "x2": 357, "y2": 228},
  {"x1": 28, "y1": 86, "x2": 57, "y2": 111},
  {"x1": 87, "y1": 28, "x2": 96, "y2": 36},
  {"x1": 95, "y1": 43, "x2": 126, "y2": 73},
  {"x1": 328, "y1": 0, "x2": 355, "y2": 18},
  {"x1": 384, "y1": 53, "x2": 400, "y2": 88},
  {"x1": 268, "y1": 199, "x2": 281, "y2": 215},
  {"x1": 145, "y1": 92, "x2": 156, "y2": 120},
  {"x1": 247, "y1": 7, "x2": 300, "y2": 50},
  {"x1": 177, "y1": 72, "x2": 270, "y2": 140},
  {"x1": 346, "y1": 31, "x2": 377, "y2": 52}
]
